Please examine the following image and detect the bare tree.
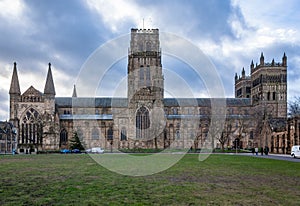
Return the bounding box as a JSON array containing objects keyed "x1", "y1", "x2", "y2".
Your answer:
[
  {"x1": 218, "y1": 118, "x2": 233, "y2": 151},
  {"x1": 208, "y1": 118, "x2": 224, "y2": 149}
]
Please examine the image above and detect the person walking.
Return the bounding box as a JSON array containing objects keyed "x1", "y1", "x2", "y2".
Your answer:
[{"x1": 255, "y1": 147, "x2": 258, "y2": 155}]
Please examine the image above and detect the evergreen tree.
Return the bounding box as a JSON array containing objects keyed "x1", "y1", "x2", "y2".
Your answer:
[{"x1": 69, "y1": 132, "x2": 84, "y2": 150}]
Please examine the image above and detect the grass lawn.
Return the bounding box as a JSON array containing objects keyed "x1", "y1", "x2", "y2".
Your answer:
[{"x1": 0, "y1": 154, "x2": 299, "y2": 205}]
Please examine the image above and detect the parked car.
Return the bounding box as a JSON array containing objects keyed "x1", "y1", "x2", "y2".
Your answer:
[
  {"x1": 72, "y1": 149, "x2": 81, "y2": 153},
  {"x1": 92, "y1": 147, "x2": 104, "y2": 153},
  {"x1": 85, "y1": 147, "x2": 104, "y2": 154},
  {"x1": 60, "y1": 149, "x2": 71, "y2": 154},
  {"x1": 291, "y1": 145, "x2": 300, "y2": 158}
]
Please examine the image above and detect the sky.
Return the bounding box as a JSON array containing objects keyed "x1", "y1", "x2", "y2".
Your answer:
[{"x1": 1, "y1": 0, "x2": 300, "y2": 120}]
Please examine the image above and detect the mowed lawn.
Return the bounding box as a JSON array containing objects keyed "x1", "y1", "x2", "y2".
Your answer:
[{"x1": 0, "y1": 154, "x2": 299, "y2": 206}]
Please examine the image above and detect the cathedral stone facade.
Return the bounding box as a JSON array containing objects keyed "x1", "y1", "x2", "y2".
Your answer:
[{"x1": 9, "y1": 28, "x2": 288, "y2": 154}]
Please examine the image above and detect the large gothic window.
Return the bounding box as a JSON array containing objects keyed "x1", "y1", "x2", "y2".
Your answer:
[
  {"x1": 21, "y1": 108, "x2": 42, "y2": 145},
  {"x1": 60, "y1": 129, "x2": 68, "y2": 146},
  {"x1": 136, "y1": 106, "x2": 150, "y2": 139}
]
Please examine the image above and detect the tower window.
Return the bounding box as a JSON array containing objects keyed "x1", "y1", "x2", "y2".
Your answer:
[
  {"x1": 273, "y1": 92, "x2": 276, "y2": 100},
  {"x1": 237, "y1": 88, "x2": 242, "y2": 97},
  {"x1": 246, "y1": 87, "x2": 251, "y2": 94},
  {"x1": 146, "y1": 41, "x2": 151, "y2": 51},
  {"x1": 173, "y1": 108, "x2": 178, "y2": 115},
  {"x1": 138, "y1": 42, "x2": 143, "y2": 51},
  {"x1": 139, "y1": 67, "x2": 144, "y2": 87},
  {"x1": 146, "y1": 66, "x2": 151, "y2": 86}
]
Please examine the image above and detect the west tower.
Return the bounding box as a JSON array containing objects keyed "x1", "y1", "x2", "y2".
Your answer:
[{"x1": 251, "y1": 53, "x2": 287, "y2": 118}]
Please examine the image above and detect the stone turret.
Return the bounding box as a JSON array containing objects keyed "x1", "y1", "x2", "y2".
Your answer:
[
  {"x1": 242, "y1": 67, "x2": 245, "y2": 78},
  {"x1": 9, "y1": 62, "x2": 21, "y2": 95},
  {"x1": 9, "y1": 62, "x2": 21, "y2": 121},
  {"x1": 250, "y1": 60, "x2": 254, "y2": 71},
  {"x1": 260, "y1": 52, "x2": 264, "y2": 66},
  {"x1": 42, "y1": 63, "x2": 58, "y2": 150},
  {"x1": 44, "y1": 63, "x2": 56, "y2": 96},
  {"x1": 282, "y1": 52, "x2": 287, "y2": 67},
  {"x1": 235, "y1": 73, "x2": 238, "y2": 81}
]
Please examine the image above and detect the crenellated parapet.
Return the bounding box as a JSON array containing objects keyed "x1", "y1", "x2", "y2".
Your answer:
[{"x1": 251, "y1": 52, "x2": 287, "y2": 74}]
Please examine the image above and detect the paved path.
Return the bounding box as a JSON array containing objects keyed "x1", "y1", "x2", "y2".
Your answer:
[{"x1": 238, "y1": 153, "x2": 300, "y2": 162}]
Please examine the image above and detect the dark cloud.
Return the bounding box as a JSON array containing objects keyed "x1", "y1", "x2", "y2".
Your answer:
[{"x1": 0, "y1": 0, "x2": 113, "y2": 75}]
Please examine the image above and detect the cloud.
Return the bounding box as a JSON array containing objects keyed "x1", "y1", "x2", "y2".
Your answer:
[{"x1": 1, "y1": 0, "x2": 300, "y2": 120}]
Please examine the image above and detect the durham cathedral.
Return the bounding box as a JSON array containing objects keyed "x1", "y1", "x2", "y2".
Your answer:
[{"x1": 7, "y1": 28, "x2": 297, "y2": 154}]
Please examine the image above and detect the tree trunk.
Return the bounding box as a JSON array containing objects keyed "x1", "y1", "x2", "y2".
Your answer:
[{"x1": 221, "y1": 143, "x2": 225, "y2": 152}]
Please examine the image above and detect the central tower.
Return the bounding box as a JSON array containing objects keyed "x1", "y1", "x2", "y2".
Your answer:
[
  {"x1": 127, "y1": 28, "x2": 164, "y2": 144},
  {"x1": 127, "y1": 28, "x2": 163, "y2": 100}
]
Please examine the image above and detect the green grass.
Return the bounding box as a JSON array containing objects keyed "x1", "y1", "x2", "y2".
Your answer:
[{"x1": 0, "y1": 154, "x2": 299, "y2": 205}]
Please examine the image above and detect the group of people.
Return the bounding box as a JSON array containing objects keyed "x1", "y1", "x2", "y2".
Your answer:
[{"x1": 252, "y1": 146, "x2": 269, "y2": 155}]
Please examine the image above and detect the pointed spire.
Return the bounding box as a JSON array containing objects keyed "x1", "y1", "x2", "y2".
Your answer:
[
  {"x1": 260, "y1": 52, "x2": 264, "y2": 66},
  {"x1": 242, "y1": 67, "x2": 245, "y2": 77},
  {"x1": 9, "y1": 62, "x2": 21, "y2": 95},
  {"x1": 250, "y1": 60, "x2": 254, "y2": 73},
  {"x1": 271, "y1": 58, "x2": 275, "y2": 66},
  {"x1": 72, "y1": 85, "x2": 77, "y2": 97},
  {"x1": 235, "y1": 72, "x2": 238, "y2": 81},
  {"x1": 282, "y1": 52, "x2": 287, "y2": 66},
  {"x1": 44, "y1": 62, "x2": 56, "y2": 95}
]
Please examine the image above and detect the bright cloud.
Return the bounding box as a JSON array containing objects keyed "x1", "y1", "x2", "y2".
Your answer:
[
  {"x1": 0, "y1": 0, "x2": 25, "y2": 20},
  {"x1": 85, "y1": 0, "x2": 155, "y2": 32}
]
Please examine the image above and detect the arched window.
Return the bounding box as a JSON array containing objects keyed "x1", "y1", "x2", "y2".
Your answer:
[
  {"x1": 138, "y1": 42, "x2": 143, "y2": 51},
  {"x1": 136, "y1": 106, "x2": 150, "y2": 139},
  {"x1": 60, "y1": 129, "x2": 68, "y2": 146},
  {"x1": 146, "y1": 41, "x2": 151, "y2": 51},
  {"x1": 164, "y1": 108, "x2": 169, "y2": 115},
  {"x1": 250, "y1": 131, "x2": 254, "y2": 139},
  {"x1": 21, "y1": 108, "x2": 42, "y2": 145},
  {"x1": 107, "y1": 127, "x2": 113, "y2": 140},
  {"x1": 92, "y1": 127, "x2": 99, "y2": 140},
  {"x1": 146, "y1": 66, "x2": 151, "y2": 86},
  {"x1": 176, "y1": 130, "x2": 180, "y2": 139},
  {"x1": 120, "y1": 127, "x2": 127, "y2": 141},
  {"x1": 139, "y1": 66, "x2": 144, "y2": 87},
  {"x1": 77, "y1": 128, "x2": 84, "y2": 141},
  {"x1": 173, "y1": 108, "x2": 178, "y2": 115}
]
